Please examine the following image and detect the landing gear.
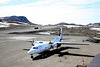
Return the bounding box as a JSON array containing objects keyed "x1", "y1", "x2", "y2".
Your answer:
[
  {"x1": 31, "y1": 54, "x2": 34, "y2": 60},
  {"x1": 41, "y1": 53, "x2": 45, "y2": 58},
  {"x1": 42, "y1": 54, "x2": 45, "y2": 57},
  {"x1": 57, "y1": 47, "x2": 58, "y2": 49},
  {"x1": 57, "y1": 44, "x2": 61, "y2": 49},
  {"x1": 31, "y1": 55, "x2": 33, "y2": 58}
]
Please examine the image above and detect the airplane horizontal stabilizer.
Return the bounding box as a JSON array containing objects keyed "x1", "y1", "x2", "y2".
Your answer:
[{"x1": 56, "y1": 42, "x2": 89, "y2": 45}]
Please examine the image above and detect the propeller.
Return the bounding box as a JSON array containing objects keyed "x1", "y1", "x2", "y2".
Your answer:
[
  {"x1": 29, "y1": 39, "x2": 35, "y2": 46},
  {"x1": 49, "y1": 40, "x2": 53, "y2": 44},
  {"x1": 49, "y1": 40, "x2": 54, "y2": 49}
]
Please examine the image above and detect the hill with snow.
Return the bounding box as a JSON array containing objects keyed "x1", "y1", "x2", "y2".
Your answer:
[{"x1": 0, "y1": 16, "x2": 36, "y2": 27}]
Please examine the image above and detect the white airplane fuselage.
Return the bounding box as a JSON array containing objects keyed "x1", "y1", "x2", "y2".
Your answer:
[
  {"x1": 28, "y1": 35, "x2": 62, "y2": 55},
  {"x1": 27, "y1": 28, "x2": 62, "y2": 55}
]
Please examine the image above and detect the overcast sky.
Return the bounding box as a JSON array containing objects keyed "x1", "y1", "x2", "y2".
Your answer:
[{"x1": 0, "y1": 0, "x2": 100, "y2": 25}]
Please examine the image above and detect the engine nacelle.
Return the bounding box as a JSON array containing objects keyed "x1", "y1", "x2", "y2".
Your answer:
[
  {"x1": 57, "y1": 43, "x2": 61, "y2": 47},
  {"x1": 52, "y1": 43, "x2": 61, "y2": 48}
]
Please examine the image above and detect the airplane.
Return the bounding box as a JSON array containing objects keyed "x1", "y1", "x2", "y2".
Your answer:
[{"x1": 27, "y1": 28, "x2": 89, "y2": 59}]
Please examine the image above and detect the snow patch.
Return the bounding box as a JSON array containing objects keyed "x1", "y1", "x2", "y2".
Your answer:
[
  {"x1": 0, "y1": 22, "x2": 20, "y2": 28},
  {"x1": 63, "y1": 25, "x2": 81, "y2": 28},
  {"x1": 9, "y1": 36, "x2": 36, "y2": 40},
  {"x1": 38, "y1": 32, "x2": 50, "y2": 35},
  {"x1": 90, "y1": 28, "x2": 100, "y2": 31}
]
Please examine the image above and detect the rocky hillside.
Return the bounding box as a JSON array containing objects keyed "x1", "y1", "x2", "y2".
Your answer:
[
  {"x1": 4, "y1": 16, "x2": 30, "y2": 22},
  {"x1": 87, "y1": 23, "x2": 100, "y2": 26},
  {"x1": 0, "y1": 16, "x2": 35, "y2": 25},
  {"x1": 55, "y1": 22, "x2": 84, "y2": 26}
]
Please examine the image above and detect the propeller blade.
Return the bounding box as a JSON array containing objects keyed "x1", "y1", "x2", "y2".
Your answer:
[{"x1": 31, "y1": 39, "x2": 35, "y2": 46}]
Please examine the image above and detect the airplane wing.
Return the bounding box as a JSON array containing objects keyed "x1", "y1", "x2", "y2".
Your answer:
[
  {"x1": 25, "y1": 40, "x2": 49, "y2": 44},
  {"x1": 56, "y1": 42, "x2": 89, "y2": 45}
]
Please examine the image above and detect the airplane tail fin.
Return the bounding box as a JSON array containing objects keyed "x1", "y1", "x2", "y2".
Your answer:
[
  {"x1": 52, "y1": 28, "x2": 63, "y2": 42},
  {"x1": 59, "y1": 27, "x2": 62, "y2": 39}
]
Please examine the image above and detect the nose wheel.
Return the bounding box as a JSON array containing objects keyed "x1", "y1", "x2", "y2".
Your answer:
[{"x1": 31, "y1": 54, "x2": 34, "y2": 59}]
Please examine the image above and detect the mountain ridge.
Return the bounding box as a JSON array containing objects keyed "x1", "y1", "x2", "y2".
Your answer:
[{"x1": 0, "y1": 16, "x2": 35, "y2": 25}]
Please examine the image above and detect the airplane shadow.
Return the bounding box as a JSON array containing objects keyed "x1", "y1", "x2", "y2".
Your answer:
[{"x1": 31, "y1": 47, "x2": 94, "y2": 61}]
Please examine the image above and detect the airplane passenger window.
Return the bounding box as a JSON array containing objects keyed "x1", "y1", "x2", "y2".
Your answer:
[
  {"x1": 33, "y1": 47, "x2": 38, "y2": 49},
  {"x1": 39, "y1": 42, "x2": 43, "y2": 43}
]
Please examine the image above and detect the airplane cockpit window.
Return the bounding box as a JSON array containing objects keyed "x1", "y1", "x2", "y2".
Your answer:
[{"x1": 33, "y1": 47, "x2": 38, "y2": 49}]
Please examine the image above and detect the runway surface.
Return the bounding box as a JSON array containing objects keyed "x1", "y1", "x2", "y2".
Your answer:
[{"x1": 0, "y1": 27, "x2": 100, "y2": 67}]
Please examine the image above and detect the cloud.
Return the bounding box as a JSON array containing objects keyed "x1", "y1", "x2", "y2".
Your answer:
[
  {"x1": 63, "y1": 0, "x2": 100, "y2": 5},
  {"x1": 0, "y1": 0, "x2": 100, "y2": 25},
  {"x1": 0, "y1": 0, "x2": 11, "y2": 4},
  {"x1": 25, "y1": 0, "x2": 100, "y2": 6},
  {"x1": 0, "y1": 5, "x2": 83, "y2": 24}
]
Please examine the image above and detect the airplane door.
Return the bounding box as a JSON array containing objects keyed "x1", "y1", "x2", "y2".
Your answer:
[
  {"x1": 39, "y1": 46, "x2": 42, "y2": 52},
  {"x1": 45, "y1": 44, "x2": 51, "y2": 50}
]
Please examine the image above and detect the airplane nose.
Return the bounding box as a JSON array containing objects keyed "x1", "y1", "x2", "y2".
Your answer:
[
  {"x1": 27, "y1": 49, "x2": 37, "y2": 54},
  {"x1": 27, "y1": 51, "x2": 31, "y2": 54}
]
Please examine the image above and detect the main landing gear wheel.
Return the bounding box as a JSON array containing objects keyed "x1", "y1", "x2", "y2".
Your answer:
[{"x1": 41, "y1": 54, "x2": 47, "y2": 58}]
